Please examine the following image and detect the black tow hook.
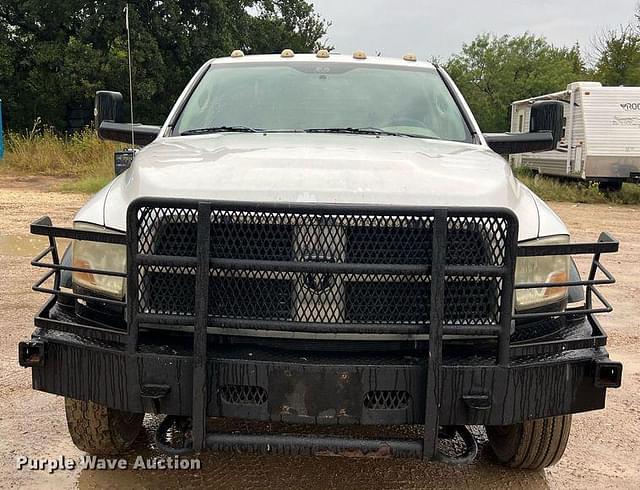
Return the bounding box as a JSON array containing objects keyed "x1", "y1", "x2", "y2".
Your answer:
[
  {"x1": 433, "y1": 426, "x2": 478, "y2": 465},
  {"x1": 594, "y1": 359, "x2": 623, "y2": 388},
  {"x1": 155, "y1": 415, "x2": 194, "y2": 455},
  {"x1": 18, "y1": 340, "x2": 45, "y2": 367}
]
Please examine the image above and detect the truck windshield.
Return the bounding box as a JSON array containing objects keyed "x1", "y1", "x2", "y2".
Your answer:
[{"x1": 174, "y1": 62, "x2": 472, "y2": 142}]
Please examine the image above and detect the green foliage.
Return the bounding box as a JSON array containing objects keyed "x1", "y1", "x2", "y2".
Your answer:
[
  {"x1": 59, "y1": 175, "x2": 113, "y2": 193},
  {"x1": 247, "y1": 1, "x2": 332, "y2": 53},
  {"x1": 513, "y1": 166, "x2": 640, "y2": 205},
  {"x1": 0, "y1": 1, "x2": 329, "y2": 131},
  {"x1": 594, "y1": 25, "x2": 640, "y2": 86},
  {"x1": 445, "y1": 33, "x2": 589, "y2": 132},
  {"x1": 1, "y1": 122, "x2": 117, "y2": 178},
  {"x1": 444, "y1": 5, "x2": 639, "y2": 133}
]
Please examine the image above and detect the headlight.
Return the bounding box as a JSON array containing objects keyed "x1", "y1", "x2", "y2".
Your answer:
[
  {"x1": 515, "y1": 235, "x2": 569, "y2": 311},
  {"x1": 72, "y1": 222, "x2": 126, "y2": 299}
]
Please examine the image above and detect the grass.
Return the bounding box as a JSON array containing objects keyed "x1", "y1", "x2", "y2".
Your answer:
[
  {"x1": 513, "y1": 166, "x2": 640, "y2": 205},
  {"x1": 0, "y1": 120, "x2": 117, "y2": 192},
  {"x1": 58, "y1": 175, "x2": 113, "y2": 194}
]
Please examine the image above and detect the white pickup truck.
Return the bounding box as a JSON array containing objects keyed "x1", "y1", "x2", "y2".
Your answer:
[{"x1": 20, "y1": 51, "x2": 622, "y2": 469}]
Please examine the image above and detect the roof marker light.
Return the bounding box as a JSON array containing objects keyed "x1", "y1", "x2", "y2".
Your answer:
[
  {"x1": 316, "y1": 49, "x2": 330, "y2": 59},
  {"x1": 353, "y1": 50, "x2": 367, "y2": 60},
  {"x1": 281, "y1": 49, "x2": 295, "y2": 58},
  {"x1": 230, "y1": 50, "x2": 244, "y2": 58},
  {"x1": 403, "y1": 53, "x2": 417, "y2": 62}
]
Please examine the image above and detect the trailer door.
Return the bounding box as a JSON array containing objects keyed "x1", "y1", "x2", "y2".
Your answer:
[{"x1": 582, "y1": 87, "x2": 640, "y2": 179}]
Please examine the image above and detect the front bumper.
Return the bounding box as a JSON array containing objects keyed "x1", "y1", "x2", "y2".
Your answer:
[
  {"x1": 23, "y1": 203, "x2": 623, "y2": 459},
  {"x1": 22, "y1": 309, "x2": 621, "y2": 428}
]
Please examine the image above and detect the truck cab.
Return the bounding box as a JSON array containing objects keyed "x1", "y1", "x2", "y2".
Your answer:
[{"x1": 20, "y1": 51, "x2": 622, "y2": 468}]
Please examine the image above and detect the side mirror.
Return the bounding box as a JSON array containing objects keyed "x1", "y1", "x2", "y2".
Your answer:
[
  {"x1": 94, "y1": 90, "x2": 161, "y2": 146},
  {"x1": 484, "y1": 132, "x2": 555, "y2": 155},
  {"x1": 530, "y1": 101, "x2": 564, "y2": 148},
  {"x1": 94, "y1": 91, "x2": 124, "y2": 127},
  {"x1": 484, "y1": 100, "x2": 564, "y2": 155}
]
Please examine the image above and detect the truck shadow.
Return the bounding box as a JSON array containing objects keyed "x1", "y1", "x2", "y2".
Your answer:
[{"x1": 76, "y1": 418, "x2": 551, "y2": 489}]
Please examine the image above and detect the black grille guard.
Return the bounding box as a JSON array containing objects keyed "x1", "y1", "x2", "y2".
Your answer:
[{"x1": 29, "y1": 199, "x2": 619, "y2": 457}]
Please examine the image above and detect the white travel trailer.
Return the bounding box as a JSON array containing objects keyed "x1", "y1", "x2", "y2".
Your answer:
[{"x1": 510, "y1": 82, "x2": 640, "y2": 190}]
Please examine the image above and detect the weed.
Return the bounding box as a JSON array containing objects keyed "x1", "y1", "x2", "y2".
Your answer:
[
  {"x1": 513, "y1": 166, "x2": 640, "y2": 205},
  {"x1": 0, "y1": 122, "x2": 117, "y2": 186}
]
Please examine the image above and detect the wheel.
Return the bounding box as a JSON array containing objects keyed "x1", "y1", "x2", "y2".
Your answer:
[
  {"x1": 598, "y1": 180, "x2": 623, "y2": 192},
  {"x1": 64, "y1": 397, "x2": 144, "y2": 455},
  {"x1": 486, "y1": 415, "x2": 571, "y2": 470}
]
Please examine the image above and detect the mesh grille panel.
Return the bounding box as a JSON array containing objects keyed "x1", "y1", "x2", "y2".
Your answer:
[
  {"x1": 131, "y1": 202, "x2": 516, "y2": 332},
  {"x1": 447, "y1": 216, "x2": 508, "y2": 266},
  {"x1": 211, "y1": 222, "x2": 294, "y2": 260},
  {"x1": 141, "y1": 266, "x2": 196, "y2": 316},
  {"x1": 142, "y1": 209, "x2": 198, "y2": 257},
  {"x1": 210, "y1": 272, "x2": 292, "y2": 320},
  {"x1": 444, "y1": 276, "x2": 502, "y2": 325},
  {"x1": 346, "y1": 222, "x2": 432, "y2": 264},
  {"x1": 346, "y1": 278, "x2": 430, "y2": 323},
  {"x1": 219, "y1": 385, "x2": 268, "y2": 405},
  {"x1": 363, "y1": 390, "x2": 411, "y2": 410}
]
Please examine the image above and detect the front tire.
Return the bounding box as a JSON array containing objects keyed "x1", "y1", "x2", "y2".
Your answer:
[
  {"x1": 65, "y1": 398, "x2": 144, "y2": 455},
  {"x1": 486, "y1": 415, "x2": 571, "y2": 470}
]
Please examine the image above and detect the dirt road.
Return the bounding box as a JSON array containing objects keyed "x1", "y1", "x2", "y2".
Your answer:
[{"x1": 0, "y1": 176, "x2": 638, "y2": 489}]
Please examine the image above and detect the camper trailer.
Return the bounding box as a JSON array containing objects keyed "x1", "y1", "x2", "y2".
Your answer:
[{"x1": 510, "y1": 82, "x2": 640, "y2": 191}]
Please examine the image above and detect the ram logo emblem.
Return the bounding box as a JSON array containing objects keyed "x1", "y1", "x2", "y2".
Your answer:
[{"x1": 301, "y1": 254, "x2": 336, "y2": 293}]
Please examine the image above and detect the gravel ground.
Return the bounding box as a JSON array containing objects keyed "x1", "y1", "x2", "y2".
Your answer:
[{"x1": 0, "y1": 176, "x2": 638, "y2": 489}]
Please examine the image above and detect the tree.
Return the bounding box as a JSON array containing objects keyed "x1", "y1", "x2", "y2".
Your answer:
[
  {"x1": 445, "y1": 34, "x2": 588, "y2": 132},
  {"x1": 246, "y1": 1, "x2": 332, "y2": 53},
  {"x1": 593, "y1": 25, "x2": 640, "y2": 87},
  {"x1": 0, "y1": 1, "x2": 329, "y2": 131}
]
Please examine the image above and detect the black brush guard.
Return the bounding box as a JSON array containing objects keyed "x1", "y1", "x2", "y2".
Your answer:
[{"x1": 21, "y1": 199, "x2": 622, "y2": 461}]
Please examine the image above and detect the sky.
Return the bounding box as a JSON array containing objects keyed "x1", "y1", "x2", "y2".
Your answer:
[{"x1": 311, "y1": 0, "x2": 638, "y2": 62}]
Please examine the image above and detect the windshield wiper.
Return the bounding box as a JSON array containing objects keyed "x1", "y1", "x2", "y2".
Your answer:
[
  {"x1": 180, "y1": 125, "x2": 261, "y2": 136},
  {"x1": 304, "y1": 127, "x2": 417, "y2": 137}
]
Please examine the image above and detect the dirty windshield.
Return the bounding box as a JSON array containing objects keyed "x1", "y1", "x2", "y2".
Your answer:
[{"x1": 174, "y1": 62, "x2": 472, "y2": 142}]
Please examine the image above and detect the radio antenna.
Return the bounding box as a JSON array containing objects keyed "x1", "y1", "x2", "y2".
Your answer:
[{"x1": 125, "y1": 3, "x2": 135, "y2": 146}]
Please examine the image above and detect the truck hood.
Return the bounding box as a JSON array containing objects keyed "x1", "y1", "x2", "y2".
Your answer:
[{"x1": 77, "y1": 133, "x2": 567, "y2": 241}]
